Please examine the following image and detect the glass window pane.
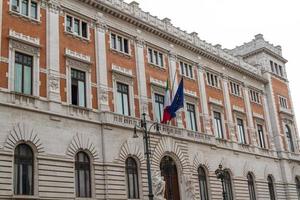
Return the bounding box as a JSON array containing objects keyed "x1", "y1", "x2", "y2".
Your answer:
[
  {"x1": 111, "y1": 34, "x2": 116, "y2": 49},
  {"x1": 116, "y1": 92, "x2": 123, "y2": 114},
  {"x1": 15, "y1": 63, "x2": 23, "y2": 93},
  {"x1": 30, "y1": 1, "x2": 37, "y2": 19},
  {"x1": 78, "y1": 81, "x2": 85, "y2": 107},
  {"x1": 66, "y1": 16, "x2": 72, "y2": 32},
  {"x1": 74, "y1": 19, "x2": 80, "y2": 35},
  {"x1": 117, "y1": 36, "x2": 122, "y2": 51},
  {"x1": 123, "y1": 93, "x2": 130, "y2": 116},
  {"x1": 82, "y1": 22, "x2": 88, "y2": 38},
  {"x1": 21, "y1": 0, "x2": 29, "y2": 16},
  {"x1": 23, "y1": 65, "x2": 32, "y2": 95},
  {"x1": 124, "y1": 39, "x2": 129, "y2": 53},
  {"x1": 12, "y1": 0, "x2": 20, "y2": 12}
]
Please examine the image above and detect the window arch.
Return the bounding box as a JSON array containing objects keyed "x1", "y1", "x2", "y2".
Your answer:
[
  {"x1": 75, "y1": 151, "x2": 91, "y2": 197},
  {"x1": 126, "y1": 157, "x2": 139, "y2": 199},
  {"x1": 285, "y1": 125, "x2": 295, "y2": 152},
  {"x1": 268, "y1": 175, "x2": 276, "y2": 200},
  {"x1": 224, "y1": 170, "x2": 233, "y2": 200},
  {"x1": 14, "y1": 143, "x2": 34, "y2": 195},
  {"x1": 198, "y1": 166, "x2": 209, "y2": 200},
  {"x1": 247, "y1": 173, "x2": 256, "y2": 200},
  {"x1": 296, "y1": 177, "x2": 300, "y2": 199}
]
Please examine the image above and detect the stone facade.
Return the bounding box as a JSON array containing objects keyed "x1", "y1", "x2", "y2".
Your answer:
[{"x1": 0, "y1": 0, "x2": 299, "y2": 199}]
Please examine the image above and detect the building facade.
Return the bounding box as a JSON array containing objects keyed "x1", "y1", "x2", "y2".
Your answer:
[{"x1": 0, "y1": 0, "x2": 300, "y2": 199}]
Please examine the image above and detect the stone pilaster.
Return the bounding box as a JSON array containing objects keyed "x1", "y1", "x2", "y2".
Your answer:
[
  {"x1": 222, "y1": 75, "x2": 235, "y2": 141},
  {"x1": 197, "y1": 64, "x2": 212, "y2": 135},
  {"x1": 46, "y1": 0, "x2": 61, "y2": 110},
  {"x1": 243, "y1": 85, "x2": 257, "y2": 145},
  {"x1": 262, "y1": 94, "x2": 275, "y2": 150},
  {"x1": 0, "y1": 0, "x2": 3, "y2": 57},
  {"x1": 135, "y1": 37, "x2": 149, "y2": 117},
  {"x1": 95, "y1": 12, "x2": 110, "y2": 111},
  {"x1": 169, "y1": 52, "x2": 183, "y2": 128}
]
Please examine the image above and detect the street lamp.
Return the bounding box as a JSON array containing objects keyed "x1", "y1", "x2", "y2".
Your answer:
[
  {"x1": 133, "y1": 113, "x2": 160, "y2": 200},
  {"x1": 215, "y1": 164, "x2": 227, "y2": 200}
]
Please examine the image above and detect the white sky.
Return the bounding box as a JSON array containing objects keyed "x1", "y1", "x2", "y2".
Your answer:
[{"x1": 124, "y1": 0, "x2": 300, "y2": 131}]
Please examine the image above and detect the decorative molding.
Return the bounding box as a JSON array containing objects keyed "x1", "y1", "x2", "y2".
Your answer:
[
  {"x1": 65, "y1": 48, "x2": 91, "y2": 63},
  {"x1": 66, "y1": 58, "x2": 91, "y2": 71},
  {"x1": 184, "y1": 89, "x2": 197, "y2": 98},
  {"x1": 10, "y1": 40, "x2": 40, "y2": 55},
  {"x1": 4, "y1": 123, "x2": 44, "y2": 153},
  {"x1": 253, "y1": 112, "x2": 264, "y2": 119},
  {"x1": 208, "y1": 97, "x2": 223, "y2": 106},
  {"x1": 115, "y1": 138, "x2": 145, "y2": 164},
  {"x1": 9, "y1": 29, "x2": 40, "y2": 47},
  {"x1": 233, "y1": 105, "x2": 245, "y2": 113},
  {"x1": 0, "y1": 56, "x2": 9, "y2": 63},
  {"x1": 150, "y1": 77, "x2": 166, "y2": 88},
  {"x1": 48, "y1": 74, "x2": 60, "y2": 93},
  {"x1": 112, "y1": 64, "x2": 133, "y2": 77},
  {"x1": 66, "y1": 133, "x2": 100, "y2": 160}
]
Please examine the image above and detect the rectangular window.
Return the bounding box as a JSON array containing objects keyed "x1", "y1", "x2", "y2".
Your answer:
[
  {"x1": 14, "y1": 52, "x2": 33, "y2": 95},
  {"x1": 249, "y1": 89, "x2": 261, "y2": 104},
  {"x1": 213, "y1": 111, "x2": 224, "y2": 139},
  {"x1": 237, "y1": 118, "x2": 246, "y2": 144},
  {"x1": 71, "y1": 69, "x2": 86, "y2": 107},
  {"x1": 257, "y1": 124, "x2": 266, "y2": 148},
  {"x1": 12, "y1": 0, "x2": 20, "y2": 12},
  {"x1": 206, "y1": 72, "x2": 219, "y2": 88},
  {"x1": 148, "y1": 48, "x2": 164, "y2": 67},
  {"x1": 274, "y1": 63, "x2": 278, "y2": 75},
  {"x1": 154, "y1": 94, "x2": 164, "y2": 122},
  {"x1": 186, "y1": 103, "x2": 197, "y2": 131},
  {"x1": 30, "y1": 1, "x2": 37, "y2": 19},
  {"x1": 21, "y1": 0, "x2": 29, "y2": 16},
  {"x1": 11, "y1": 0, "x2": 38, "y2": 20},
  {"x1": 279, "y1": 96, "x2": 288, "y2": 109},
  {"x1": 279, "y1": 65, "x2": 283, "y2": 77},
  {"x1": 180, "y1": 61, "x2": 193, "y2": 79},
  {"x1": 110, "y1": 33, "x2": 129, "y2": 54},
  {"x1": 230, "y1": 81, "x2": 241, "y2": 96},
  {"x1": 65, "y1": 15, "x2": 88, "y2": 39},
  {"x1": 117, "y1": 82, "x2": 130, "y2": 116},
  {"x1": 270, "y1": 60, "x2": 274, "y2": 72}
]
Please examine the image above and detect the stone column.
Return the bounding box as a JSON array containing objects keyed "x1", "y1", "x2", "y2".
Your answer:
[
  {"x1": 262, "y1": 93, "x2": 275, "y2": 150},
  {"x1": 95, "y1": 12, "x2": 109, "y2": 111},
  {"x1": 46, "y1": 0, "x2": 61, "y2": 111},
  {"x1": 169, "y1": 52, "x2": 183, "y2": 128},
  {"x1": 197, "y1": 64, "x2": 212, "y2": 135},
  {"x1": 222, "y1": 75, "x2": 235, "y2": 141},
  {"x1": 243, "y1": 85, "x2": 257, "y2": 145},
  {"x1": 135, "y1": 38, "x2": 149, "y2": 117}
]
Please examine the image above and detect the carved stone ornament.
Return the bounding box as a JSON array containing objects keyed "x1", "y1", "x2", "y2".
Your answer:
[
  {"x1": 48, "y1": 75, "x2": 60, "y2": 92},
  {"x1": 99, "y1": 86, "x2": 109, "y2": 104},
  {"x1": 66, "y1": 58, "x2": 90, "y2": 72},
  {"x1": 11, "y1": 40, "x2": 39, "y2": 55},
  {"x1": 47, "y1": 0, "x2": 61, "y2": 14},
  {"x1": 152, "y1": 170, "x2": 166, "y2": 200},
  {"x1": 95, "y1": 12, "x2": 107, "y2": 30},
  {"x1": 184, "y1": 175, "x2": 196, "y2": 200}
]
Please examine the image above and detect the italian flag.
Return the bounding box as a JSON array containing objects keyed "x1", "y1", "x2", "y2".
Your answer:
[{"x1": 161, "y1": 79, "x2": 171, "y2": 123}]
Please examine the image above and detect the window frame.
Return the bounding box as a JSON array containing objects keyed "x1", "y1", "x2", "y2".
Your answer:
[
  {"x1": 65, "y1": 14, "x2": 90, "y2": 40},
  {"x1": 147, "y1": 47, "x2": 164, "y2": 68},
  {"x1": 125, "y1": 157, "x2": 140, "y2": 199},
  {"x1": 285, "y1": 125, "x2": 295, "y2": 152},
  {"x1": 257, "y1": 124, "x2": 266, "y2": 149},
  {"x1": 237, "y1": 118, "x2": 246, "y2": 144},
  {"x1": 71, "y1": 68, "x2": 87, "y2": 108},
  {"x1": 180, "y1": 61, "x2": 194, "y2": 79},
  {"x1": 154, "y1": 93, "x2": 165, "y2": 122},
  {"x1": 185, "y1": 102, "x2": 198, "y2": 131},
  {"x1": 213, "y1": 111, "x2": 224, "y2": 139},
  {"x1": 229, "y1": 81, "x2": 242, "y2": 97},
  {"x1": 110, "y1": 32, "x2": 130, "y2": 55},
  {"x1": 10, "y1": 0, "x2": 40, "y2": 21},
  {"x1": 14, "y1": 143, "x2": 34, "y2": 196},
  {"x1": 247, "y1": 173, "x2": 256, "y2": 200},
  {"x1": 206, "y1": 71, "x2": 220, "y2": 88},
  {"x1": 75, "y1": 151, "x2": 92, "y2": 198},
  {"x1": 267, "y1": 175, "x2": 276, "y2": 200},
  {"x1": 249, "y1": 89, "x2": 261, "y2": 104},
  {"x1": 198, "y1": 166, "x2": 210, "y2": 200},
  {"x1": 116, "y1": 82, "x2": 131, "y2": 116},
  {"x1": 224, "y1": 170, "x2": 234, "y2": 200},
  {"x1": 279, "y1": 96, "x2": 288, "y2": 109},
  {"x1": 295, "y1": 176, "x2": 300, "y2": 200}
]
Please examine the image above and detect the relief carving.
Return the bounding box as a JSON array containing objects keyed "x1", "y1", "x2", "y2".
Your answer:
[
  {"x1": 11, "y1": 40, "x2": 39, "y2": 55},
  {"x1": 152, "y1": 170, "x2": 166, "y2": 200},
  {"x1": 184, "y1": 175, "x2": 196, "y2": 200},
  {"x1": 48, "y1": 75, "x2": 60, "y2": 92}
]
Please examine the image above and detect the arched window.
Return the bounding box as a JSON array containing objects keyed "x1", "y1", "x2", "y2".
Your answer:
[
  {"x1": 198, "y1": 166, "x2": 209, "y2": 200},
  {"x1": 160, "y1": 156, "x2": 180, "y2": 200},
  {"x1": 296, "y1": 177, "x2": 300, "y2": 199},
  {"x1": 285, "y1": 125, "x2": 295, "y2": 152},
  {"x1": 247, "y1": 173, "x2": 256, "y2": 200},
  {"x1": 224, "y1": 171, "x2": 233, "y2": 200},
  {"x1": 14, "y1": 144, "x2": 34, "y2": 195},
  {"x1": 126, "y1": 157, "x2": 139, "y2": 199},
  {"x1": 268, "y1": 175, "x2": 276, "y2": 200},
  {"x1": 75, "y1": 151, "x2": 91, "y2": 197}
]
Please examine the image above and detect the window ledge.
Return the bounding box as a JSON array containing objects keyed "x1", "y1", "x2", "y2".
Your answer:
[
  {"x1": 11, "y1": 91, "x2": 39, "y2": 99},
  {"x1": 64, "y1": 31, "x2": 90, "y2": 43},
  {"x1": 250, "y1": 101, "x2": 262, "y2": 106},
  {"x1": 181, "y1": 75, "x2": 196, "y2": 82},
  {"x1": 12, "y1": 195, "x2": 39, "y2": 200},
  {"x1": 207, "y1": 84, "x2": 222, "y2": 90},
  {"x1": 230, "y1": 93, "x2": 243, "y2": 99},
  {"x1": 69, "y1": 104, "x2": 92, "y2": 111},
  {"x1": 110, "y1": 48, "x2": 132, "y2": 58},
  {"x1": 148, "y1": 62, "x2": 166, "y2": 71},
  {"x1": 9, "y1": 11, "x2": 41, "y2": 24}
]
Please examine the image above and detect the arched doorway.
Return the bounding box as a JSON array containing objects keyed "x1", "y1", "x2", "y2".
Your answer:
[{"x1": 160, "y1": 156, "x2": 180, "y2": 200}]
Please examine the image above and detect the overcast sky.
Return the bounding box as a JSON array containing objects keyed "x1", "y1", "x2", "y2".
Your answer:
[{"x1": 124, "y1": 0, "x2": 300, "y2": 131}]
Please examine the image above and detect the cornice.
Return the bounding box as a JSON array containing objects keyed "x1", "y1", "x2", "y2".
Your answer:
[
  {"x1": 241, "y1": 47, "x2": 288, "y2": 64},
  {"x1": 78, "y1": 0, "x2": 267, "y2": 83}
]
